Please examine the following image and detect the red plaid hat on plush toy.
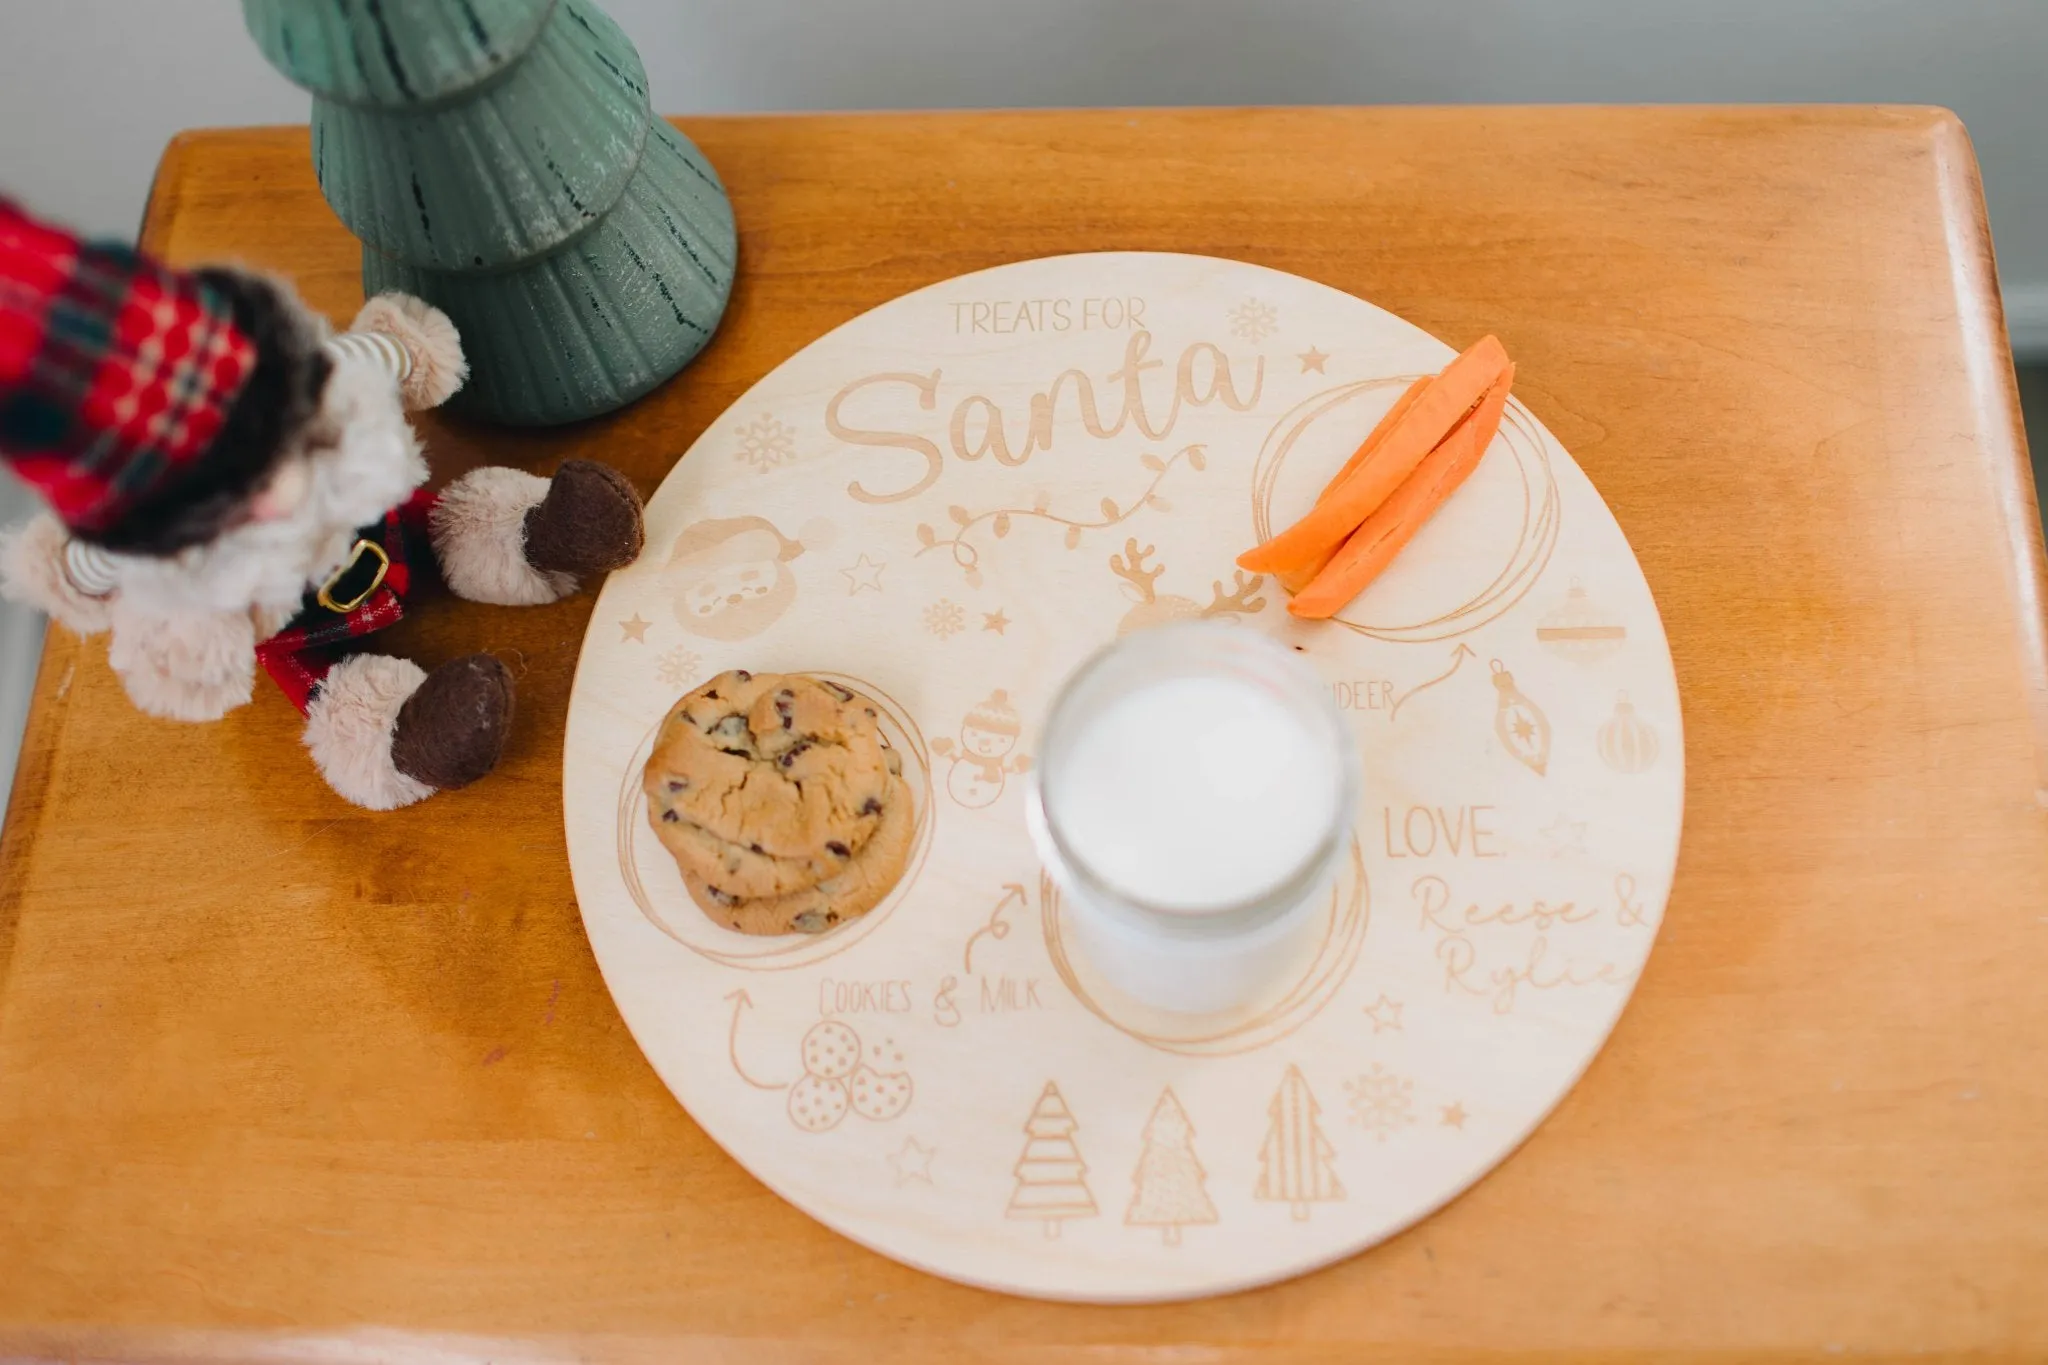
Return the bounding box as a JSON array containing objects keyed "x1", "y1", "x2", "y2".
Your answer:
[{"x1": 0, "y1": 198, "x2": 281, "y2": 551}]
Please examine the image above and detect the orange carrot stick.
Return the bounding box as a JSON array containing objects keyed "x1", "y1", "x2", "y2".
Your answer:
[
  {"x1": 1276, "y1": 561, "x2": 1319, "y2": 596},
  {"x1": 1273, "y1": 377, "x2": 1430, "y2": 594},
  {"x1": 1288, "y1": 366, "x2": 1514, "y2": 620},
  {"x1": 1240, "y1": 335, "x2": 1510, "y2": 579},
  {"x1": 1328, "y1": 375, "x2": 1430, "y2": 489}
]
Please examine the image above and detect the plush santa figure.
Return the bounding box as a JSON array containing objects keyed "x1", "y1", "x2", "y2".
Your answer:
[{"x1": 0, "y1": 199, "x2": 645, "y2": 809}]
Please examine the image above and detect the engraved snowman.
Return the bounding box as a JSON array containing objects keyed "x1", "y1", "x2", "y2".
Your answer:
[{"x1": 932, "y1": 690, "x2": 1032, "y2": 809}]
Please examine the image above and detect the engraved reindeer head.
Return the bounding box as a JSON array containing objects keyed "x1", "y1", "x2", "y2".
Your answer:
[{"x1": 1108, "y1": 538, "x2": 1266, "y2": 637}]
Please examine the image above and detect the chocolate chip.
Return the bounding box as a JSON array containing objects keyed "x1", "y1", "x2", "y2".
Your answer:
[
  {"x1": 666, "y1": 778, "x2": 687, "y2": 793},
  {"x1": 661, "y1": 809, "x2": 679, "y2": 823},
  {"x1": 734, "y1": 670, "x2": 752, "y2": 681},
  {"x1": 822, "y1": 681, "x2": 854, "y2": 702},
  {"x1": 861, "y1": 797, "x2": 883, "y2": 816},
  {"x1": 703, "y1": 689, "x2": 719, "y2": 700},
  {"x1": 864, "y1": 707, "x2": 877, "y2": 718},
  {"x1": 707, "y1": 885, "x2": 737, "y2": 907},
  {"x1": 776, "y1": 698, "x2": 794, "y2": 730},
  {"x1": 749, "y1": 843, "x2": 764, "y2": 855},
  {"x1": 793, "y1": 910, "x2": 831, "y2": 934},
  {"x1": 826, "y1": 840, "x2": 850, "y2": 857},
  {"x1": 779, "y1": 739, "x2": 811, "y2": 768},
  {"x1": 709, "y1": 715, "x2": 751, "y2": 754}
]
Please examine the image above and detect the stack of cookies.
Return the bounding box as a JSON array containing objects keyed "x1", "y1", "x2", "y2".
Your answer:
[{"x1": 643, "y1": 670, "x2": 915, "y2": 935}]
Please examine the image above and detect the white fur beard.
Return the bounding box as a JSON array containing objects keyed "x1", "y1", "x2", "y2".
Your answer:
[{"x1": 103, "y1": 361, "x2": 430, "y2": 626}]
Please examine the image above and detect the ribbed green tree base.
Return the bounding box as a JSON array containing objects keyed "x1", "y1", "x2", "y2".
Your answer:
[
  {"x1": 366, "y1": 121, "x2": 736, "y2": 426},
  {"x1": 245, "y1": 0, "x2": 737, "y2": 426}
]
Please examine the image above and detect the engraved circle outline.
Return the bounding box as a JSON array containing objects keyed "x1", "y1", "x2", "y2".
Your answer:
[
  {"x1": 1249, "y1": 377, "x2": 1561, "y2": 642},
  {"x1": 616, "y1": 672, "x2": 936, "y2": 970},
  {"x1": 1041, "y1": 838, "x2": 1369, "y2": 1057}
]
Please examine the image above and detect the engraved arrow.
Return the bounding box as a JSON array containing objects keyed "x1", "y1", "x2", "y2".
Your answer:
[
  {"x1": 1390, "y1": 643, "x2": 1477, "y2": 722},
  {"x1": 724, "y1": 989, "x2": 788, "y2": 1090},
  {"x1": 962, "y1": 882, "x2": 1029, "y2": 974}
]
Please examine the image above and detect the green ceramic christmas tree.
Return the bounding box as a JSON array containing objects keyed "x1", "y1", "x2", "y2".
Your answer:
[{"x1": 243, "y1": 0, "x2": 737, "y2": 426}]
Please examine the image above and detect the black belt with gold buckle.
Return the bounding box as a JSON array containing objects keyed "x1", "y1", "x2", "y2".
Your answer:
[{"x1": 315, "y1": 537, "x2": 391, "y2": 614}]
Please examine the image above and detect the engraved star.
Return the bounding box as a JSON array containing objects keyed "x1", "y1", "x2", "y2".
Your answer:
[
  {"x1": 1512, "y1": 715, "x2": 1536, "y2": 742},
  {"x1": 619, "y1": 613, "x2": 650, "y2": 643},
  {"x1": 1297, "y1": 346, "x2": 1329, "y2": 374},
  {"x1": 1440, "y1": 1102, "x2": 1469, "y2": 1130},
  {"x1": 1363, "y1": 994, "x2": 1403, "y2": 1033},
  {"x1": 1541, "y1": 812, "x2": 1588, "y2": 857},
  {"x1": 888, "y1": 1136, "x2": 936, "y2": 1187},
  {"x1": 841, "y1": 553, "x2": 887, "y2": 595},
  {"x1": 983, "y1": 609, "x2": 1010, "y2": 635}
]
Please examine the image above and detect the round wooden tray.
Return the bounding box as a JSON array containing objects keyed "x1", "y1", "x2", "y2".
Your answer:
[{"x1": 564, "y1": 252, "x2": 1683, "y2": 1302}]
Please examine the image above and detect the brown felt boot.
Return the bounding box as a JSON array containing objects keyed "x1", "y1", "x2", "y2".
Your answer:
[
  {"x1": 391, "y1": 654, "x2": 515, "y2": 792},
  {"x1": 524, "y1": 460, "x2": 645, "y2": 577}
]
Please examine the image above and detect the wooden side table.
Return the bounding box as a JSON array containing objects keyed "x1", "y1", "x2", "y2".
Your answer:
[{"x1": 3, "y1": 107, "x2": 2046, "y2": 1362}]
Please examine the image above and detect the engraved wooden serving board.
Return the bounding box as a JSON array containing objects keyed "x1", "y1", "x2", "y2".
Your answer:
[{"x1": 563, "y1": 252, "x2": 1683, "y2": 1302}]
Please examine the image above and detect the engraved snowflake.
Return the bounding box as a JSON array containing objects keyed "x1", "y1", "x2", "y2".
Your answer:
[
  {"x1": 922, "y1": 599, "x2": 966, "y2": 639},
  {"x1": 1345, "y1": 1064, "x2": 1416, "y2": 1141},
  {"x1": 734, "y1": 414, "x2": 797, "y2": 471},
  {"x1": 655, "y1": 646, "x2": 702, "y2": 689},
  {"x1": 1228, "y1": 297, "x2": 1279, "y2": 343}
]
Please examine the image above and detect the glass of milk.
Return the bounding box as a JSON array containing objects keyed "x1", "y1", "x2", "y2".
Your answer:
[{"x1": 1026, "y1": 621, "x2": 1357, "y2": 1015}]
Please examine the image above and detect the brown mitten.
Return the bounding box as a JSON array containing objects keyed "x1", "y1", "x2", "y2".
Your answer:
[
  {"x1": 391, "y1": 654, "x2": 515, "y2": 792},
  {"x1": 524, "y1": 460, "x2": 645, "y2": 577}
]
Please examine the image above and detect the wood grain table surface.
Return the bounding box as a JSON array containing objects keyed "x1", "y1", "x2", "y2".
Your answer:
[{"x1": 2, "y1": 106, "x2": 2046, "y2": 1363}]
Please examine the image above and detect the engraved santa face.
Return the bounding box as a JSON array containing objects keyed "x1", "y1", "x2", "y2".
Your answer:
[
  {"x1": 681, "y1": 558, "x2": 775, "y2": 616},
  {"x1": 665, "y1": 516, "x2": 806, "y2": 642}
]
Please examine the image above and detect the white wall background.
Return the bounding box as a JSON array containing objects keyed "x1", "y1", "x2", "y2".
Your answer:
[{"x1": 2, "y1": 0, "x2": 2045, "y2": 802}]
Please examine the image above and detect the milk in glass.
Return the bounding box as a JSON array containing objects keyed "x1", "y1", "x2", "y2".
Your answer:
[{"x1": 1029, "y1": 623, "x2": 1356, "y2": 1014}]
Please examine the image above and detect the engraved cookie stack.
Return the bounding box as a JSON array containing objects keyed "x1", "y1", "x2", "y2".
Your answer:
[{"x1": 641, "y1": 670, "x2": 916, "y2": 935}]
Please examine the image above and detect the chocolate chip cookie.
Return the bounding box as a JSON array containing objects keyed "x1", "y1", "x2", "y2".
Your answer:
[
  {"x1": 643, "y1": 670, "x2": 898, "y2": 901},
  {"x1": 682, "y1": 771, "x2": 917, "y2": 934}
]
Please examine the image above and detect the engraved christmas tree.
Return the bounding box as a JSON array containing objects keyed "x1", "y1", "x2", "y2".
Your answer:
[
  {"x1": 242, "y1": 0, "x2": 736, "y2": 426},
  {"x1": 1125, "y1": 1087, "x2": 1217, "y2": 1246},
  {"x1": 1006, "y1": 1082, "x2": 1097, "y2": 1239},
  {"x1": 1255, "y1": 1065, "x2": 1344, "y2": 1221}
]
